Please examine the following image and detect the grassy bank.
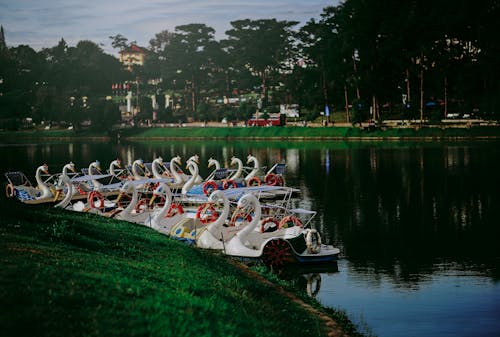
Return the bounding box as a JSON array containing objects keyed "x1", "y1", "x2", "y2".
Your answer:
[
  {"x1": 0, "y1": 129, "x2": 112, "y2": 143},
  {"x1": 0, "y1": 199, "x2": 362, "y2": 337},
  {"x1": 1, "y1": 124, "x2": 499, "y2": 143},
  {"x1": 121, "y1": 125, "x2": 500, "y2": 140}
]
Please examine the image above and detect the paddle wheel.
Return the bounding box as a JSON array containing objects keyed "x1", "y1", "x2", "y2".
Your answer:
[{"x1": 262, "y1": 239, "x2": 294, "y2": 267}]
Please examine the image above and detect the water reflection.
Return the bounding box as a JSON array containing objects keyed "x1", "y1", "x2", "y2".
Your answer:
[
  {"x1": 1, "y1": 140, "x2": 499, "y2": 337},
  {"x1": 277, "y1": 262, "x2": 339, "y2": 298}
]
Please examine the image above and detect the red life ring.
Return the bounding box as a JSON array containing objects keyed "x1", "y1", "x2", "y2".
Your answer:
[
  {"x1": 222, "y1": 179, "x2": 237, "y2": 189},
  {"x1": 195, "y1": 203, "x2": 219, "y2": 224},
  {"x1": 278, "y1": 215, "x2": 303, "y2": 229},
  {"x1": 88, "y1": 191, "x2": 104, "y2": 209},
  {"x1": 247, "y1": 177, "x2": 261, "y2": 186},
  {"x1": 135, "y1": 199, "x2": 149, "y2": 213},
  {"x1": 265, "y1": 173, "x2": 279, "y2": 186},
  {"x1": 229, "y1": 211, "x2": 253, "y2": 227},
  {"x1": 260, "y1": 217, "x2": 280, "y2": 233},
  {"x1": 166, "y1": 203, "x2": 184, "y2": 217},
  {"x1": 202, "y1": 181, "x2": 219, "y2": 195},
  {"x1": 76, "y1": 185, "x2": 87, "y2": 195}
]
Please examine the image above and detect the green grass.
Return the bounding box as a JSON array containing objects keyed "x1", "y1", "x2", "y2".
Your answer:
[
  {"x1": 1, "y1": 125, "x2": 499, "y2": 143},
  {"x1": 121, "y1": 125, "x2": 500, "y2": 140},
  {"x1": 0, "y1": 199, "x2": 354, "y2": 337}
]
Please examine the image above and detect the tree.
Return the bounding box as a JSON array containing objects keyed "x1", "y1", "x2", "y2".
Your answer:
[
  {"x1": 164, "y1": 24, "x2": 217, "y2": 117},
  {"x1": 109, "y1": 34, "x2": 129, "y2": 51},
  {"x1": 223, "y1": 19, "x2": 298, "y2": 109}
]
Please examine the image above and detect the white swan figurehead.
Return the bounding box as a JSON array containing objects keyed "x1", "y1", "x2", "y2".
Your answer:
[
  {"x1": 229, "y1": 156, "x2": 243, "y2": 180},
  {"x1": 187, "y1": 154, "x2": 200, "y2": 165},
  {"x1": 187, "y1": 154, "x2": 203, "y2": 184},
  {"x1": 89, "y1": 160, "x2": 103, "y2": 188},
  {"x1": 35, "y1": 164, "x2": 52, "y2": 199},
  {"x1": 169, "y1": 155, "x2": 184, "y2": 185},
  {"x1": 54, "y1": 175, "x2": 74, "y2": 209},
  {"x1": 109, "y1": 158, "x2": 122, "y2": 176},
  {"x1": 54, "y1": 162, "x2": 77, "y2": 200},
  {"x1": 207, "y1": 157, "x2": 221, "y2": 171},
  {"x1": 196, "y1": 190, "x2": 231, "y2": 249},
  {"x1": 181, "y1": 160, "x2": 199, "y2": 195},
  {"x1": 144, "y1": 182, "x2": 174, "y2": 230},
  {"x1": 224, "y1": 193, "x2": 262, "y2": 257},
  {"x1": 152, "y1": 157, "x2": 165, "y2": 179},
  {"x1": 62, "y1": 162, "x2": 76, "y2": 178},
  {"x1": 114, "y1": 181, "x2": 140, "y2": 221},
  {"x1": 244, "y1": 154, "x2": 260, "y2": 183},
  {"x1": 131, "y1": 159, "x2": 146, "y2": 180}
]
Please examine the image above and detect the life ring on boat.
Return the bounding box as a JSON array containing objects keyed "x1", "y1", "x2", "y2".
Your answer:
[
  {"x1": 222, "y1": 179, "x2": 237, "y2": 189},
  {"x1": 88, "y1": 191, "x2": 104, "y2": 209},
  {"x1": 202, "y1": 181, "x2": 219, "y2": 195},
  {"x1": 76, "y1": 185, "x2": 87, "y2": 195},
  {"x1": 305, "y1": 229, "x2": 322, "y2": 254},
  {"x1": 196, "y1": 203, "x2": 219, "y2": 224},
  {"x1": 135, "y1": 199, "x2": 149, "y2": 214},
  {"x1": 229, "y1": 211, "x2": 253, "y2": 227},
  {"x1": 278, "y1": 215, "x2": 303, "y2": 229},
  {"x1": 247, "y1": 177, "x2": 261, "y2": 186},
  {"x1": 5, "y1": 184, "x2": 15, "y2": 198},
  {"x1": 260, "y1": 217, "x2": 280, "y2": 233},
  {"x1": 166, "y1": 203, "x2": 184, "y2": 217},
  {"x1": 264, "y1": 173, "x2": 279, "y2": 186}
]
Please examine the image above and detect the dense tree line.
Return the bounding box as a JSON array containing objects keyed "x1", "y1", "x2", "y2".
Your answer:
[{"x1": 1, "y1": 0, "x2": 498, "y2": 130}]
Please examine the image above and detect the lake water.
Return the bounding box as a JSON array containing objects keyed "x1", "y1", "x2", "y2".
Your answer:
[{"x1": 1, "y1": 139, "x2": 499, "y2": 337}]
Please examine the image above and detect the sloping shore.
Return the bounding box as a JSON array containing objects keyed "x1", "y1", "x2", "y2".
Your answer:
[{"x1": 0, "y1": 199, "x2": 360, "y2": 337}]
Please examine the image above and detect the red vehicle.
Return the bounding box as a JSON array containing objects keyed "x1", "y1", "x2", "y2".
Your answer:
[{"x1": 247, "y1": 116, "x2": 285, "y2": 127}]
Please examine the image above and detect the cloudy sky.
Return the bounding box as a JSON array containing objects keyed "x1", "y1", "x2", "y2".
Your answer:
[{"x1": 0, "y1": 0, "x2": 338, "y2": 55}]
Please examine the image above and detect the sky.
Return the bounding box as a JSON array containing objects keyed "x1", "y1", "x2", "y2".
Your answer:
[{"x1": 0, "y1": 0, "x2": 338, "y2": 55}]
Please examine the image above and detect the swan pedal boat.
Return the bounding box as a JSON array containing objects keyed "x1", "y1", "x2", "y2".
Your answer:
[
  {"x1": 5, "y1": 166, "x2": 63, "y2": 204},
  {"x1": 221, "y1": 193, "x2": 340, "y2": 267}
]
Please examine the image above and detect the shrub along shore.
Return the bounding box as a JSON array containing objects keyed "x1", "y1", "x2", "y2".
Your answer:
[
  {"x1": 1, "y1": 124, "x2": 499, "y2": 143},
  {"x1": 0, "y1": 199, "x2": 363, "y2": 337}
]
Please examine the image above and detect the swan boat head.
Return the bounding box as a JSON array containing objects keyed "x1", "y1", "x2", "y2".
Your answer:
[
  {"x1": 169, "y1": 155, "x2": 184, "y2": 185},
  {"x1": 196, "y1": 189, "x2": 232, "y2": 249},
  {"x1": 151, "y1": 157, "x2": 164, "y2": 179},
  {"x1": 223, "y1": 193, "x2": 263, "y2": 257},
  {"x1": 109, "y1": 159, "x2": 122, "y2": 176},
  {"x1": 207, "y1": 157, "x2": 221, "y2": 170},
  {"x1": 244, "y1": 155, "x2": 260, "y2": 182},
  {"x1": 181, "y1": 160, "x2": 199, "y2": 195},
  {"x1": 132, "y1": 159, "x2": 146, "y2": 180},
  {"x1": 35, "y1": 164, "x2": 53, "y2": 199},
  {"x1": 54, "y1": 175, "x2": 74, "y2": 209},
  {"x1": 62, "y1": 162, "x2": 76, "y2": 177},
  {"x1": 229, "y1": 156, "x2": 243, "y2": 180}
]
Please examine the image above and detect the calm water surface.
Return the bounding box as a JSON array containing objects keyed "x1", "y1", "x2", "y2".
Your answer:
[{"x1": 1, "y1": 140, "x2": 499, "y2": 337}]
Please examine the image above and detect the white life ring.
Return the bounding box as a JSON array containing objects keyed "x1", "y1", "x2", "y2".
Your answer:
[
  {"x1": 305, "y1": 229, "x2": 322, "y2": 254},
  {"x1": 5, "y1": 184, "x2": 15, "y2": 198}
]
